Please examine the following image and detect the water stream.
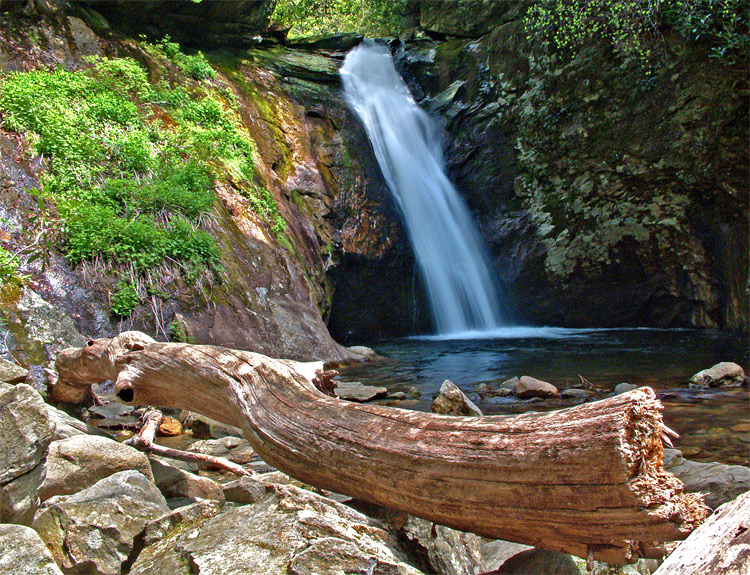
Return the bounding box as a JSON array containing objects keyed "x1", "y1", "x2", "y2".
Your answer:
[{"x1": 341, "y1": 41, "x2": 507, "y2": 335}]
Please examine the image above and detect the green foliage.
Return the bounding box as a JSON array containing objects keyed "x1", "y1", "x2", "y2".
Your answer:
[
  {"x1": 154, "y1": 36, "x2": 217, "y2": 80},
  {"x1": 0, "y1": 44, "x2": 285, "y2": 314},
  {"x1": 525, "y1": 0, "x2": 748, "y2": 65},
  {"x1": 110, "y1": 281, "x2": 139, "y2": 317},
  {"x1": 272, "y1": 0, "x2": 411, "y2": 38},
  {"x1": 0, "y1": 247, "x2": 23, "y2": 287},
  {"x1": 169, "y1": 318, "x2": 193, "y2": 343}
]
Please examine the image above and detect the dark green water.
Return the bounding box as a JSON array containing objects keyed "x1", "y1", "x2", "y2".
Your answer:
[{"x1": 339, "y1": 328, "x2": 750, "y2": 466}]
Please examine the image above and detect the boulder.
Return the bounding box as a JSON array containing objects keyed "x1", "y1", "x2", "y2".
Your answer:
[
  {"x1": 492, "y1": 548, "x2": 581, "y2": 574},
  {"x1": 149, "y1": 457, "x2": 225, "y2": 505},
  {"x1": 516, "y1": 376, "x2": 558, "y2": 399},
  {"x1": 689, "y1": 362, "x2": 746, "y2": 388},
  {"x1": 187, "y1": 436, "x2": 256, "y2": 465},
  {"x1": 38, "y1": 434, "x2": 154, "y2": 501},
  {"x1": 663, "y1": 448, "x2": 750, "y2": 510},
  {"x1": 45, "y1": 404, "x2": 87, "y2": 440},
  {"x1": 0, "y1": 382, "x2": 54, "y2": 524},
  {"x1": 141, "y1": 499, "x2": 223, "y2": 547},
  {"x1": 615, "y1": 382, "x2": 639, "y2": 395},
  {"x1": 431, "y1": 380, "x2": 483, "y2": 416},
  {"x1": 129, "y1": 483, "x2": 424, "y2": 575},
  {"x1": 336, "y1": 380, "x2": 388, "y2": 402},
  {"x1": 0, "y1": 356, "x2": 27, "y2": 383},
  {"x1": 180, "y1": 410, "x2": 243, "y2": 439},
  {"x1": 0, "y1": 523, "x2": 64, "y2": 575},
  {"x1": 33, "y1": 470, "x2": 170, "y2": 575},
  {"x1": 222, "y1": 475, "x2": 270, "y2": 505},
  {"x1": 398, "y1": 515, "x2": 484, "y2": 575},
  {"x1": 560, "y1": 388, "x2": 596, "y2": 399}
]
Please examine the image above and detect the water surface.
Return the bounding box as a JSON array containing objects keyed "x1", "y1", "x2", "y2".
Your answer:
[{"x1": 339, "y1": 328, "x2": 749, "y2": 465}]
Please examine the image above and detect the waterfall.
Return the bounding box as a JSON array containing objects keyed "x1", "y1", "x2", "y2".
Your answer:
[{"x1": 341, "y1": 41, "x2": 508, "y2": 336}]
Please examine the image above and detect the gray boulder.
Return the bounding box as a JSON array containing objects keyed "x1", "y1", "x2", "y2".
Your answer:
[
  {"x1": 130, "y1": 483, "x2": 424, "y2": 575},
  {"x1": 399, "y1": 515, "x2": 484, "y2": 575},
  {"x1": 149, "y1": 457, "x2": 225, "y2": 505},
  {"x1": 690, "y1": 362, "x2": 746, "y2": 387},
  {"x1": 614, "y1": 382, "x2": 639, "y2": 395},
  {"x1": 222, "y1": 475, "x2": 270, "y2": 504},
  {"x1": 180, "y1": 410, "x2": 243, "y2": 439},
  {"x1": 664, "y1": 448, "x2": 750, "y2": 510},
  {"x1": 187, "y1": 435, "x2": 256, "y2": 465},
  {"x1": 0, "y1": 382, "x2": 54, "y2": 524},
  {"x1": 33, "y1": 470, "x2": 169, "y2": 575},
  {"x1": 431, "y1": 380, "x2": 483, "y2": 416},
  {"x1": 38, "y1": 434, "x2": 154, "y2": 501},
  {"x1": 0, "y1": 356, "x2": 27, "y2": 384},
  {"x1": 0, "y1": 523, "x2": 63, "y2": 575},
  {"x1": 516, "y1": 376, "x2": 558, "y2": 399}
]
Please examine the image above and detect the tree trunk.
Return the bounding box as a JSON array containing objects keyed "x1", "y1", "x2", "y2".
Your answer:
[
  {"x1": 653, "y1": 491, "x2": 749, "y2": 574},
  {"x1": 49, "y1": 332, "x2": 707, "y2": 565}
]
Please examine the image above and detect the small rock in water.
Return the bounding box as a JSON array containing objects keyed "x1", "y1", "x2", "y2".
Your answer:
[
  {"x1": 431, "y1": 380, "x2": 483, "y2": 417},
  {"x1": 516, "y1": 376, "x2": 558, "y2": 399},
  {"x1": 498, "y1": 377, "x2": 519, "y2": 393},
  {"x1": 690, "y1": 362, "x2": 746, "y2": 388},
  {"x1": 336, "y1": 381, "x2": 388, "y2": 402},
  {"x1": 560, "y1": 388, "x2": 595, "y2": 399},
  {"x1": 387, "y1": 391, "x2": 407, "y2": 400},
  {"x1": 615, "y1": 382, "x2": 639, "y2": 395},
  {"x1": 158, "y1": 416, "x2": 183, "y2": 436}
]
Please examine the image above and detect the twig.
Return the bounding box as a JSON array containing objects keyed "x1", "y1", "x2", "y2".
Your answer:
[{"x1": 126, "y1": 407, "x2": 254, "y2": 477}]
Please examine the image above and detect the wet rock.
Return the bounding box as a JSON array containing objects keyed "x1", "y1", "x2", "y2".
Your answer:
[
  {"x1": 615, "y1": 382, "x2": 639, "y2": 395},
  {"x1": 344, "y1": 344, "x2": 381, "y2": 362},
  {"x1": 560, "y1": 388, "x2": 596, "y2": 399},
  {"x1": 222, "y1": 475, "x2": 270, "y2": 505},
  {"x1": 336, "y1": 380, "x2": 388, "y2": 402},
  {"x1": 187, "y1": 436, "x2": 256, "y2": 465},
  {"x1": 690, "y1": 362, "x2": 746, "y2": 388},
  {"x1": 157, "y1": 416, "x2": 183, "y2": 437},
  {"x1": 516, "y1": 376, "x2": 558, "y2": 399},
  {"x1": 149, "y1": 457, "x2": 226, "y2": 506},
  {"x1": 431, "y1": 380, "x2": 483, "y2": 416},
  {"x1": 0, "y1": 523, "x2": 63, "y2": 575},
  {"x1": 0, "y1": 382, "x2": 54, "y2": 524},
  {"x1": 398, "y1": 515, "x2": 484, "y2": 575},
  {"x1": 33, "y1": 470, "x2": 169, "y2": 575},
  {"x1": 0, "y1": 357, "x2": 27, "y2": 383},
  {"x1": 180, "y1": 411, "x2": 243, "y2": 439},
  {"x1": 38, "y1": 434, "x2": 154, "y2": 501},
  {"x1": 663, "y1": 448, "x2": 750, "y2": 510},
  {"x1": 129, "y1": 483, "x2": 424, "y2": 575}
]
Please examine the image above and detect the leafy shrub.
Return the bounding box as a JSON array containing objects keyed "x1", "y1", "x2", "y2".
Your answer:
[
  {"x1": 154, "y1": 36, "x2": 217, "y2": 81},
  {"x1": 110, "y1": 281, "x2": 139, "y2": 317}
]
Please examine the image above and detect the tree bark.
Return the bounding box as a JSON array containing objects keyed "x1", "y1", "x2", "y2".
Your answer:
[
  {"x1": 50, "y1": 332, "x2": 708, "y2": 565},
  {"x1": 653, "y1": 491, "x2": 749, "y2": 574}
]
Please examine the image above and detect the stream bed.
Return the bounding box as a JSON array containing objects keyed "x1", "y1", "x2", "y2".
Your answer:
[{"x1": 339, "y1": 328, "x2": 750, "y2": 466}]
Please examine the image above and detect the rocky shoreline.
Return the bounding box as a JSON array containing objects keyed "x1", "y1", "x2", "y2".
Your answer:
[{"x1": 2, "y1": 366, "x2": 748, "y2": 575}]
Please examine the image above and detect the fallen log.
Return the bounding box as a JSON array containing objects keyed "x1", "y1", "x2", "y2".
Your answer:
[{"x1": 49, "y1": 331, "x2": 707, "y2": 565}]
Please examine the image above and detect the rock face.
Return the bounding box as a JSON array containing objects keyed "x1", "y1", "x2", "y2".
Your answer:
[
  {"x1": 38, "y1": 434, "x2": 154, "y2": 501},
  {"x1": 396, "y1": 2, "x2": 748, "y2": 332},
  {"x1": 516, "y1": 376, "x2": 558, "y2": 398},
  {"x1": 83, "y1": 0, "x2": 275, "y2": 47},
  {"x1": 431, "y1": 380, "x2": 483, "y2": 416},
  {"x1": 129, "y1": 483, "x2": 424, "y2": 575},
  {"x1": 0, "y1": 382, "x2": 54, "y2": 525},
  {"x1": 689, "y1": 362, "x2": 746, "y2": 387},
  {"x1": 0, "y1": 524, "x2": 64, "y2": 575},
  {"x1": 33, "y1": 470, "x2": 170, "y2": 575}
]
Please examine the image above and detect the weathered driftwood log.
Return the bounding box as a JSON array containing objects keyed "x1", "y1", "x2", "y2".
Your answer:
[{"x1": 50, "y1": 332, "x2": 707, "y2": 565}]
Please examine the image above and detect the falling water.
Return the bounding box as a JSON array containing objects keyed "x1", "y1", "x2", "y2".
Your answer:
[{"x1": 341, "y1": 41, "x2": 507, "y2": 335}]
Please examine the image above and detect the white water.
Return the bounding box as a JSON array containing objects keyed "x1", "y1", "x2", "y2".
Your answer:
[{"x1": 341, "y1": 42, "x2": 508, "y2": 335}]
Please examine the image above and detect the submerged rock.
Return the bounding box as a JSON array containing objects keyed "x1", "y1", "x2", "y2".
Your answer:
[
  {"x1": 516, "y1": 376, "x2": 558, "y2": 399},
  {"x1": 431, "y1": 380, "x2": 483, "y2": 416},
  {"x1": 33, "y1": 470, "x2": 170, "y2": 575},
  {"x1": 129, "y1": 483, "x2": 424, "y2": 575},
  {"x1": 0, "y1": 523, "x2": 63, "y2": 575},
  {"x1": 689, "y1": 362, "x2": 746, "y2": 388},
  {"x1": 38, "y1": 434, "x2": 154, "y2": 501},
  {"x1": 0, "y1": 382, "x2": 54, "y2": 525}
]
